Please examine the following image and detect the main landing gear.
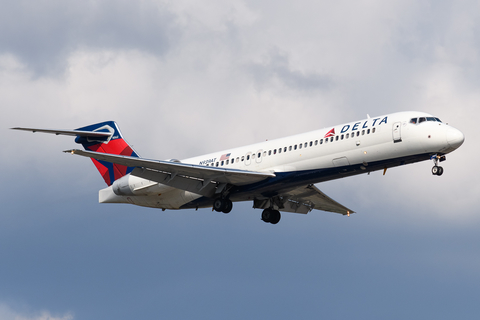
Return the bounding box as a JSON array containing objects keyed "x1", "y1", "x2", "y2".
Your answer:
[
  {"x1": 431, "y1": 154, "x2": 446, "y2": 176},
  {"x1": 213, "y1": 198, "x2": 233, "y2": 214},
  {"x1": 261, "y1": 208, "x2": 281, "y2": 224}
]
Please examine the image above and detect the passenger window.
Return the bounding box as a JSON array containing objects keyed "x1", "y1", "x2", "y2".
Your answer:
[
  {"x1": 247, "y1": 155, "x2": 250, "y2": 160},
  {"x1": 268, "y1": 150, "x2": 271, "y2": 156},
  {"x1": 315, "y1": 140, "x2": 318, "y2": 145},
  {"x1": 294, "y1": 145, "x2": 297, "y2": 150},
  {"x1": 362, "y1": 130, "x2": 365, "y2": 135},
  {"x1": 310, "y1": 141, "x2": 313, "y2": 147},
  {"x1": 221, "y1": 161, "x2": 224, "y2": 166},
  {"x1": 320, "y1": 139, "x2": 323, "y2": 144},
  {"x1": 278, "y1": 148, "x2": 282, "y2": 154},
  {"x1": 252, "y1": 154, "x2": 255, "y2": 159},
  {"x1": 372, "y1": 128, "x2": 376, "y2": 133},
  {"x1": 241, "y1": 156, "x2": 244, "y2": 161},
  {"x1": 341, "y1": 134, "x2": 344, "y2": 140},
  {"x1": 263, "y1": 151, "x2": 267, "y2": 157},
  {"x1": 258, "y1": 152, "x2": 261, "y2": 158},
  {"x1": 216, "y1": 162, "x2": 219, "y2": 167},
  {"x1": 284, "y1": 147, "x2": 287, "y2": 152},
  {"x1": 357, "y1": 131, "x2": 360, "y2": 137},
  {"x1": 289, "y1": 146, "x2": 292, "y2": 151},
  {"x1": 226, "y1": 160, "x2": 229, "y2": 165},
  {"x1": 419, "y1": 117, "x2": 426, "y2": 123},
  {"x1": 274, "y1": 149, "x2": 277, "y2": 154},
  {"x1": 299, "y1": 144, "x2": 302, "y2": 149},
  {"x1": 336, "y1": 136, "x2": 339, "y2": 141},
  {"x1": 304, "y1": 142, "x2": 308, "y2": 148},
  {"x1": 330, "y1": 137, "x2": 334, "y2": 142}
]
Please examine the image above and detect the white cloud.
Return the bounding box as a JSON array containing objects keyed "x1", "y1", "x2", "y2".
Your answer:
[{"x1": 0, "y1": 303, "x2": 73, "y2": 320}]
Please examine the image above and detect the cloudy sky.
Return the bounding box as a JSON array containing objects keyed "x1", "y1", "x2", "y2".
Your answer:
[{"x1": 1, "y1": 0, "x2": 479, "y2": 319}]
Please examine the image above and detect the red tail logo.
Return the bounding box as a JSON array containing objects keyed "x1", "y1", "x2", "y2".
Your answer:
[{"x1": 324, "y1": 128, "x2": 335, "y2": 138}]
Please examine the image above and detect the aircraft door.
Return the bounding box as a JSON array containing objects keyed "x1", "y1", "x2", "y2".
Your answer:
[{"x1": 393, "y1": 122, "x2": 402, "y2": 143}]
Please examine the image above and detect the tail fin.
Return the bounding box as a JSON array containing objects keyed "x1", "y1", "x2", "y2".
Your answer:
[{"x1": 75, "y1": 121, "x2": 139, "y2": 186}]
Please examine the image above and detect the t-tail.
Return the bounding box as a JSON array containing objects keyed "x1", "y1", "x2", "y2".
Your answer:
[
  {"x1": 12, "y1": 121, "x2": 139, "y2": 186},
  {"x1": 74, "y1": 121, "x2": 139, "y2": 186}
]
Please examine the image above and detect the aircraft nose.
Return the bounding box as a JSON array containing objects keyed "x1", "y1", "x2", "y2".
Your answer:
[{"x1": 446, "y1": 127, "x2": 465, "y2": 150}]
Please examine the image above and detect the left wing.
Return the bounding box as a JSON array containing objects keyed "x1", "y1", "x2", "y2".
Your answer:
[
  {"x1": 253, "y1": 184, "x2": 354, "y2": 215},
  {"x1": 66, "y1": 149, "x2": 275, "y2": 191}
]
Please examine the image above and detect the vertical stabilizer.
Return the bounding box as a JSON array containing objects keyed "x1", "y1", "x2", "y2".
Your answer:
[{"x1": 75, "y1": 121, "x2": 139, "y2": 186}]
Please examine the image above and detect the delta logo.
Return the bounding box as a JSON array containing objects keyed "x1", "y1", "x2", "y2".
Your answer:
[{"x1": 324, "y1": 128, "x2": 335, "y2": 138}]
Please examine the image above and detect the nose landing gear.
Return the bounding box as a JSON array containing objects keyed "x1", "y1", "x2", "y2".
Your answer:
[{"x1": 431, "y1": 154, "x2": 446, "y2": 176}]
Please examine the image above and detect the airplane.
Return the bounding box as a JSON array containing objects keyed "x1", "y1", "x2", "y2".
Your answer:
[{"x1": 12, "y1": 111, "x2": 464, "y2": 224}]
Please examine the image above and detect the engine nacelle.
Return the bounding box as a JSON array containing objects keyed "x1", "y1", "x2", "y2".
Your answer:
[
  {"x1": 112, "y1": 175, "x2": 134, "y2": 196},
  {"x1": 111, "y1": 174, "x2": 173, "y2": 196}
]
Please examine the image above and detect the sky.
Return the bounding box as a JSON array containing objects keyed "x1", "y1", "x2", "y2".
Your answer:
[{"x1": 1, "y1": 0, "x2": 480, "y2": 319}]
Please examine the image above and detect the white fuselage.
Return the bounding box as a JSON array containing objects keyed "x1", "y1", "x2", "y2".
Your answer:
[{"x1": 99, "y1": 111, "x2": 464, "y2": 209}]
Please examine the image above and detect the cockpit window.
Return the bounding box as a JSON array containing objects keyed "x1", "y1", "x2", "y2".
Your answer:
[{"x1": 411, "y1": 116, "x2": 443, "y2": 125}]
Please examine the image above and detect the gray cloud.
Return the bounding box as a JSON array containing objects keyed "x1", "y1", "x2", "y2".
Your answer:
[
  {"x1": 248, "y1": 47, "x2": 333, "y2": 92},
  {"x1": 0, "y1": 0, "x2": 178, "y2": 77}
]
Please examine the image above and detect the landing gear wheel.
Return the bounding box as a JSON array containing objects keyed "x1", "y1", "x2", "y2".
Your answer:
[
  {"x1": 261, "y1": 208, "x2": 272, "y2": 222},
  {"x1": 270, "y1": 210, "x2": 281, "y2": 224},
  {"x1": 432, "y1": 166, "x2": 444, "y2": 176},
  {"x1": 222, "y1": 199, "x2": 233, "y2": 214},
  {"x1": 261, "y1": 208, "x2": 281, "y2": 224},
  {"x1": 213, "y1": 198, "x2": 233, "y2": 213},
  {"x1": 437, "y1": 166, "x2": 444, "y2": 176},
  {"x1": 213, "y1": 198, "x2": 226, "y2": 212}
]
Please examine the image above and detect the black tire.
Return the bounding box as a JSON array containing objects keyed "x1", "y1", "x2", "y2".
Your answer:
[
  {"x1": 432, "y1": 166, "x2": 438, "y2": 175},
  {"x1": 437, "y1": 166, "x2": 444, "y2": 176},
  {"x1": 222, "y1": 199, "x2": 233, "y2": 213},
  {"x1": 270, "y1": 210, "x2": 281, "y2": 224},
  {"x1": 261, "y1": 208, "x2": 272, "y2": 223},
  {"x1": 213, "y1": 198, "x2": 226, "y2": 212}
]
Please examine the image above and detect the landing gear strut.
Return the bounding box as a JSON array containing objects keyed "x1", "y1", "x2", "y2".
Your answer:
[
  {"x1": 431, "y1": 154, "x2": 446, "y2": 176},
  {"x1": 261, "y1": 208, "x2": 281, "y2": 224},
  {"x1": 213, "y1": 198, "x2": 233, "y2": 213}
]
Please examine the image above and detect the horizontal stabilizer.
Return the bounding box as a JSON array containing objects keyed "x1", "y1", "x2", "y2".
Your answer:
[{"x1": 11, "y1": 127, "x2": 112, "y2": 138}]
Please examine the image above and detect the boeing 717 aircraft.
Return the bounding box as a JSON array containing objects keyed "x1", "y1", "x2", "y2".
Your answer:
[{"x1": 13, "y1": 111, "x2": 464, "y2": 224}]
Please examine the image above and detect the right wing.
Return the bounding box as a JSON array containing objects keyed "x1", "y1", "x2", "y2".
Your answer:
[{"x1": 254, "y1": 184, "x2": 354, "y2": 215}]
